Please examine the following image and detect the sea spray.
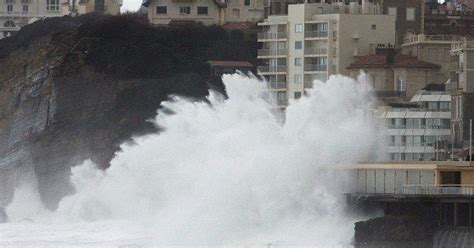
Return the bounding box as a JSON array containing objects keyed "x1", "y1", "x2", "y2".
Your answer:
[{"x1": 5, "y1": 73, "x2": 379, "y2": 246}]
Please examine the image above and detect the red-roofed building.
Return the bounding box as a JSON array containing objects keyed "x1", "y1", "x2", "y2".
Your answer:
[{"x1": 347, "y1": 52, "x2": 441, "y2": 99}]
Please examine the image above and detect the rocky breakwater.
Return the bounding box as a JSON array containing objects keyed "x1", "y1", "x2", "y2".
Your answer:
[{"x1": 0, "y1": 14, "x2": 258, "y2": 209}]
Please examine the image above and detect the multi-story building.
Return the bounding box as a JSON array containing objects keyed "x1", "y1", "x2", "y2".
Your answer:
[
  {"x1": 257, "y1": 3, "x2": 395, "y2": 107},
  {"x1": 144, "y1": 0, "x2": 265, "y2": 26},
  {"x1": 379, "y1": 90, "x2": 452, "y2": 161},
  {"x1": 0, "y1": 0, "x2": 121, "y2": 39},
  {"x1": 424, "y1": 0, "x2": 474, "y2": 37},
  {"x1": 401, "y1": 34, "x2": 462, "y2": 83},
  {"x1": 347, "y1": 50, "x2": 441, "y2": 100},
  {"x1": 448, "y1": 37, "x2": 474, "y2": 148},
  {"x1": 264, "y1": 0, "x2": 381, "y2": 17},
  {"x1": 379, "y1": 0, "x2": 424, "y2": 46},
  {"x1": 62, "y1": 0, "x2": 122, "y2": 16}
]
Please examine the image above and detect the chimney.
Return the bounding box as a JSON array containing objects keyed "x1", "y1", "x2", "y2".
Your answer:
[
  {"x1": 386, "y1": 49, "x2": 396, "y2": 65},
  {"x1": 375, "y1": 47, "x2": 397, "y2": 65}
]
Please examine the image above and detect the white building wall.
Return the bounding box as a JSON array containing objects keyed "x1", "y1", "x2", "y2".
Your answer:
[{"x1": 257, "y1": 3, "x2": 396, "y2": 106}]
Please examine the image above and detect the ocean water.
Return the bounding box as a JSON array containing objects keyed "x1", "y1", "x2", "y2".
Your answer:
[{"x1": 0, "y1": 73, "x2": 378, "y2": 247}]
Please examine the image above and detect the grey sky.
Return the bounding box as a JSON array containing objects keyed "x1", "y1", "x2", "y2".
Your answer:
[{"x1": 122, "y1": 0, "x2": 142, "y2": 12}]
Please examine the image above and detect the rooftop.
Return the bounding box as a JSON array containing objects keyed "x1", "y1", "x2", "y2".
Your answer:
[{"x1": 347, "y1": 54, "x2": 441, "y2": 70}]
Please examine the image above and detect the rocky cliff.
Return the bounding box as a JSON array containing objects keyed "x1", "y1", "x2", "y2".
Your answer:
[{"x1": 0, "y1": 14, "x2": 258, "y2": 209}]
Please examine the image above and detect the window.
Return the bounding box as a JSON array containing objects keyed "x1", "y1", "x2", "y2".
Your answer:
[
  {"x1": 47, "y1": 0, "x2": 59, "y2": 11},
  {"x1": 407, "y1": 8, "x2": 415, "y2": 21},
  {"x1": 7, "y1": 4, "x2": 13, "y2": 12},
  {"x1": 6, "y1": 0, "x2": 13, "y2": 3},
  {"x1": 294, "y1": 74, "x2": 302, "y2": 84},
  {"x1": 179, "y1": 6, "x2": 191, "y2": 15},
  {"x1": 388, "y1": 7, "x2": 396, "y2": 16},
  {"x1": 244, "y1": 0, "x2": 250, "y2": 6},
  {"x1": 22, "y1": 4, "x2": 28, "y2": 13},
  {"x1": 295, "y1": 41, "x2": 302, "y2": 49},
  {"x1": 197, "y1": 6, "x2": 208, "y2": 15},
  {"x1": 156, "y1": 6, "x2": 167, "y2": 14},
  {"x1": 295, "y1": 24, "x2": 303, "y2": 33},
  {"x1": 232, "y1": 8, "x2": 240, "y2": 18},
  {"x1": 294, "y1": 58, "x2": 302, "y2": 66},
  {"x1": 371, "y1": 24, "x2": 376, "y2": 30},
  {"x1": 294, "y1": 92, "x2": 302, "y2": 99}
]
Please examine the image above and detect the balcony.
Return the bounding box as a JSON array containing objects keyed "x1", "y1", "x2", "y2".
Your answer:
[
  {"x1": 373, "y1": 91, "x2": 406, "y2": 97},
  {"x1": 403, "y1": 185, "x2": 474, "y2": 196},
  {"x1": 304, "y1": 64, "x2": 327, "y2": 72},
  {"x1": 304, "y1": 47, "x2": 327, "y2": 56},
  {"x1": 451, "y1": 38, "x2": 474, "y2": 51},
  {"x1": 257, "y1": 32, "x2": 287, "y2": 40},
  {"x1": 0, "y1": 11, "x2": 31, "y2": 17},
  {"x1": 0, "y1": 26, "x2": 21, "y2": 32},
  {"x1": 257, "y1": 49, "x2": 288, "y2": 57},
  {"x1": 257, "y1": 65, "x2": 287, "y2": 73},
  {"x1": 402, "y1": 34, "x2": 462, "y2": 46},
  {"x1": 305, "y1": 31, "x2": 328, "y2": 39},
  {"x1": 267, "y1": 81, "x2": 287, "y2": 90}
]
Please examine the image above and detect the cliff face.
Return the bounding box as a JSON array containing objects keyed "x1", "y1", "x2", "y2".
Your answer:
[{"x1": 0, "y1": 14, "x2": 258, "y2": 209}]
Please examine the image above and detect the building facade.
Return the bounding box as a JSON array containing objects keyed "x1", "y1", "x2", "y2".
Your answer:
[
  {"x1": 424, "y1": 0, "x2": 474, "y2": 37},
  {"x1": 379, "y1": 0, "x2": 424, "y2": 46},
  {"x1": 401, "y1": 34, "x2": 462, "y2": 83},
  {"x1": 379, "y1": 90, "x2": 452, "y2": 161},
  {"x1": 257, "y1": 3, "x2": 395, "y2": 107},
  {"x1": 448, "y1": 37, "x2": 474, "y2": 148},
  {"x1": 144, "y1": 0, "x2": 265, "y2": 26},
  {"x1": 0, "y1": 0, "x2": 121, "y2": 39},
  {"x1": 347, "y1": 51, "x2": 441, "y2": 100}
]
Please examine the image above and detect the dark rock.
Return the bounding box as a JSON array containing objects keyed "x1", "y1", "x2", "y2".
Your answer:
[
  {"x1": 354, "y1": 215, "x2": 437, "y2": 245},
  {"x1": 0, "y1": 14, "x2": 258, "y2": 209}
]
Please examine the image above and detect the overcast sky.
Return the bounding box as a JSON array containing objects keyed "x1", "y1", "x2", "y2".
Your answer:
[{"x1": 122, "y1": 0, "x2": 142, "y2": 12}]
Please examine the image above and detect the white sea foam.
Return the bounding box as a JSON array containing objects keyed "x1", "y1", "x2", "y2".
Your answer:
[{"x1": 3, "y1": 73, "x2": 378, "y2": 246}]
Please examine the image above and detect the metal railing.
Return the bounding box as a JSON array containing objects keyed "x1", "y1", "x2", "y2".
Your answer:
[
  {"x1": 304, "y1": 64, "x2": 327, "y2": 72},
  {"x1": 304, "y1": 47, "x2": 327, "y2": 55},
  {"x1": 257, "y1": 32, "x2": 287, "y2": 40},
  {"x1": 305, "y1": 31, "x2": 328, "y2": 38},
  {"x1": 0, "y1": 26, "x2": 20, "y2": 31},
  {"x1": 403, "y1": 185, "x2": 474, "y2": 196},
  {"x1": 257, "y1": 65, "x2": 287, "y2": 73},
  {"x1": 451, "y1": 38, "x2": 474, "y2": 50},
  {"x1": 403, "y1": 34, "x2": 462, "y2": 45},
  {"x1": 373, "y1": 91, "x2": 406, "y2": 97},
  {"x1": 257, "y1": 49, "x2": 287, "y2": 57}
]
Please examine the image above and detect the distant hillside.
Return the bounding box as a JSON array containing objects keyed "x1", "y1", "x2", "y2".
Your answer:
[{"x1": 0, "y1": 14, "x2": 258, "y2": 209}]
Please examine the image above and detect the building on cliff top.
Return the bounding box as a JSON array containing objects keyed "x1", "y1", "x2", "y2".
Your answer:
[
  {"x1": 0, "y1": 0, "x2": 122, "y2": 39},
  {"x1": 143, "y1": 0, "x2": 264, "y2": 26}
]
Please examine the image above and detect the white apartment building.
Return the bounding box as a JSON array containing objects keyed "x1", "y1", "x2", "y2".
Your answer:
[
  {"x1": 379, "y1": 90, "x2": 452, "y2": 161},
  {"x1": 0, "y1": 0, "x2": 121, "y2": 39},
  {"x1": 257, "y1": 3, "x2": 395, "y2": 107},
  {"x1": 144, "y1": 0, "x2": 265, "y2": 26}
]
